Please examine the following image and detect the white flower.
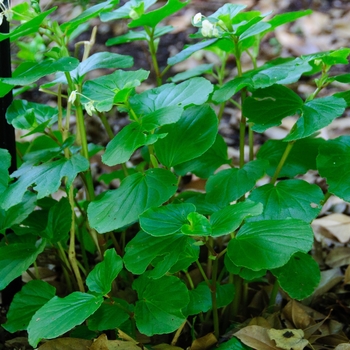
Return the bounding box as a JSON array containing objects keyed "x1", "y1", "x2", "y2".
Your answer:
[
  {"x1": 201, "y1": 19, "x2": 219, "y2": 38},
  {"x1": 193, "y1": 12, "x2": 202, "y2": 25},
  {"x1": 68, "y1": 90, "x2": 77, "y2": 104},
  {"x1": 0, "y1": 0, "x2": 12, "y2": 25},
  {"x1": 85, "y1": 101, "x2": 96, "y2": 116},
  {"x1": 129, "y1": 8, "x2": 139, "y2": 20}
]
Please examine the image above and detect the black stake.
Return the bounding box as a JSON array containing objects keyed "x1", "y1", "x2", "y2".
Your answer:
[{"x1": 0, "y1": 0, "x2": 22, "y2": 306}]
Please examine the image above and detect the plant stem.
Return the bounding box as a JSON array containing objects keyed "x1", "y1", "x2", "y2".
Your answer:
[
  {"x1": 196, "y1": 260, "x2": 210, "y2": 287},
  {"x1": 270, "y1": 141, "x2": 295, "y2": 184},
  {"x1": 98, "y1": 111, "x2": 115, "y2": 140},
  {"x1": 211, "y1": 257, "x2": 220, "y2": 339},
  {"x1": 231, "y1": 274, "x2": 242, "y2": 319},
  {"x1": 68, "y1": 185, "x2": 85, "y2": 292},
  {"x1": 171, "y1": 320, "x2": 187, "y2": 346},
  {"x1": 145, "y1": 26, "x2": 162, "y2": 86},
  {"x1": 248, "y1": 123, "x2": 254, "y2": 161},
  {"x1": 268, "y1": 279, "x2": 280, "y2": 312}
]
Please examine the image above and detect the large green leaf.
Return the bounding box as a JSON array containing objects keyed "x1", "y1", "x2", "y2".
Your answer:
[
  {"x1": 209, "y1": 3, "x2": 246, "y2": 20},
  {"x1": 169, "y1": 63, "x2": 214, "y2": 83},
  {"x1": 284, "y1": 95, "x2": 346, "y2": 141},
  {"x1": 181, "y1": 212, "x2": 212, "y2": 236},
  {"x1": 1, "y1": 58, "x2": 79, "y2": 86},
  {"x1": 6, "y1": 100, "x2": 59, "y2": 135},
  {"x1": 140, "y1": 203, "x2": 196, "y2": 237},
  {"x1": 317, "y1": 136, "x2": 350, "y2": 201},
  {"x1": 0, "y1": 8, "x2": 56, "y2": 43},
  {"x1": 107, "y1": 26, "x2": 173, "y2": 45},
  {"x1": 82, "y1": 69, "x2": 149, "y2": 111},
  {"x1": 41, "y1": 197, "x2": 72, "y2": 243},
  {"x1": 154, "y1": 105, "x2": 218, "y2": 167},
  {"x1": 27, "y1": 292, "x2": 103, "y2": 347},
  {"x1": 86, "y1": 249, "x2": 123, "y2": 295},
  {"x1": 243, "y1": 85, "x2": 303, "y2": 132},
  {"x1": 87, "y1": 298, "x2": 133, "y2": 331},
  {"x1": 206, "y1": 160, "x2": 268, "y2": 207},
  {"x1": 0, "y1": 192, "x2": 37, "y2": 234},
  {"x1": 129, "y1": 77, "x2": 213, "y2": 115},
  {"x1": 124, "y1": 231, "x2": 198, "y2": 278},
  {"x1": 3, "y1": 280, "x2": 56, "y2": 332},
  {"x1": 0, "y1": 239, "x2": 46, "y2": 290},
  {"x1": 248, "y1": 179, "x2": 323, "y2": 223},
  {"x1": 210, "y1": 201, "x2": 263, "y2": 237},
  {"x1": 101, "y1": 0, "x2": 157, "y2": 21},
  {"x1": 271, "y1": 252, "x2": 320, "y2": 300},
  {"x1": 133, "y1": 274, "x2": 189, "y2": 336},
  {"x1": 0, "y1": 149, "x2": 10, "y2": 194},
  {"x1": 257, "y1": 137, "x2": 327, "y2": 178},
  {"x1": 227, "y1": 219, "x2": 314, "y2": 271},
  {"x1": 174, "y1": 134, "x2": 229, "y2": 179},
  {"x1": 128, "y1": 0, "x2": 189, "y2": 28},
  {"x1": 0, "y1": 154, "x2": 89, "y2": 210},
  {"x1": 168, "y1": 39, "x2": 218, "y2": 66},
  {"x1": 72, "y1": 52, "x2": 134, "y2": 82},
  {"x1": 88, "y1": 169, "x2": 177, "y2": 233},
  {"x1": 102, "y1": 123, "x2": 166, "y2": 166},
  {"x1": 61, "y1": 0, "x2": 119, "y2": 35}
]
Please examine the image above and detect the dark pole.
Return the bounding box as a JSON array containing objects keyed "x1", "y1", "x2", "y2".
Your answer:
[
  {"x1": 0, "y1": 0, "x2": 16, "y2": 173},
  {"x1": 0, "y1": 0, "x2": 21, "y2": 306}
]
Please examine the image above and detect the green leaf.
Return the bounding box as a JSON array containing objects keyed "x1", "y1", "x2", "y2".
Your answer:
[
  {"x1": 6, "y1": 100, "x2": 59, "y2": 135},
  {"x1": 174, "y1": 134, "x2": 229, "y2": 179},
  {"x1": 239, "y1": 21, "x2": 271, "y2": 41},
  {"x1": 0, "y1": 192, "x2": 37, "y2": 234},
  {"x1": 27, "y1": 292, "x2": 103, "y2": 347},
  {"x1": 169, "y1": 63, "x2": 214, "y2": 83},
  {"x1": 224, "y1": 255, "x2": 267, "y2": 281},
  {"x1": 217, "y1": 337, "x2": 252, "y2": 350},
  {"x1": 102, "y1": 123, "x2": 166, "y2": 166},
  {"x1": 167, "y1": 39, "x2": 218, "y2": 66},
  {"x1": 140, "y1": 203, "x2": 196, "y2": 237},
  {"x1": 267, "y1": 10, "x2": 313, "y2": 32},
  {"x1": 210, "y1": 201, "x2": 263, "y2": 237},
  {"x1": 101, "y1": 0, "x2": 157, "y2": 21},
  {"x1": 284, "y1": 95, "x2": 346, "y2": 141},
  {"x1": 0, "y1": 149, "x2": 10, "y2": 194},
  {"x1": 317, "y1": 136, "x2": 350, "y2": 201},
  {"x1": 133, "y1": 274, "x2": 189, "y2": 336},
  {"x1": 227, "y1": 219, "x2": 314, "y2": 271},
  {"x1": 0, "y1": 154, "x2": 89, "y2": 210},
  {"x1": 88, "y1": 169, "x2": 177, "y2": 233},
  {"x1": 130, "y1": 77, "x2": 213, "y2": 115},
  {"x1": 248, "y1": 180, "x2": 323, "y2": 223},
  {"x1": 181, "y1": 212, "x2": 212, "y2": 236},
  {"x1": 243, "y1": 85, "x2": 303, "y2": 132},
  {"x1": 141, "y1": 105, "x2": 183, "y2": 131},
  {"x1": 257, "y1": 137, "x2": 327, "y2": 178},
  {"x1": 272, "y1": 252, "x2": 320, "y2": 300},
  {"x1": 206, "y1": 160, "x2": 268, "y2": 207},
  {"x1": 213, "y1": 57, "x2": 313, "y2": 103},
  {"x1": 128, "y1": 0, "x2": 189, "y2": 28},
  {"x1": 0, "y1": 239, "x2": 46, "y2": 290},
  {"x1": 86, "y1": 249, "x2": 123, "y2": 295},
  {"x1": 209, "y1": 4, "x2": 246, "y2": 20},
  {"x1": 61, "y1": 0, "x2": 119, "y2": 35},
  {"x1": 87, "y1": 298, "x2": 133, "y2": 331},
  {"x1": 124, "y1": 231, "x2": 198, "y2": 277},
  {"x1": 1, "y1": 58, "x2": 79, "y2": 86},
  {"x1": 0, "y1": 8, "x2": 56, "y2": 43},
  {"x1": 41, "y1": 197, "x2": 72, "y2": 243},
  {"x1": 155, "y1": 105, "x2": 218, "y2": 167},
  {"x1": 72, "y1": 52, "x2": 133, "y2": 82},
  {"x1": 3, "y1": 280, "x2": 56, "y2": 332},
  {"x1": 82, "y1": 69, "x2": 149, "y2": 112},
  {"x1": 107, "y1": 26, "x2": 173, "y2": 45}
]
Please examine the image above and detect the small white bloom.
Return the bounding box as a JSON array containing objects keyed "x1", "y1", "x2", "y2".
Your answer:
[
  {"x1": 193, "y1": 12, "x2": 202, "y2": 25},
  {"x1": 0, "y1": 0, "x2": 12, "y2": 24},
  {"x1": 212, "y1": 27, "x2": 219, "y2": 37},
  {"x1": 68, "y1": 90, "x2": 77, "y2": 104},
  {"x1": 129, "y1": 8, "x2": 139, "y2": 20},
  {"x1": 202, "y1": 19, "x2": 213, "y2": 31},
  {"x1": 85, "y1": 101, "x2": 96, "y2": 116}
]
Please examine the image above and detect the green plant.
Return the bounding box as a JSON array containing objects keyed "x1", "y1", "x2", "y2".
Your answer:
[{"x1": 1, "y1": 0, "x2": 350, "y2": 348}]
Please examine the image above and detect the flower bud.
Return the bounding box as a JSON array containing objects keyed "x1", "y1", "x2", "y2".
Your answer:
[{"x1": 193, "y1": 12, "x2": 202, "y2": 25}]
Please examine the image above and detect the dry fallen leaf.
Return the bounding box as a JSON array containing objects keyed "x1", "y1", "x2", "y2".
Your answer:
[
  {"x1": 335, "y1": 344, "x2": 350, "y2": 350},
  {"x1": 313, "y1": 213, "x2": 350, "y2": 243},
  {"x1": 267, "y1": 329, "x2": 308, "y2": 350},
  {"x1": 326, "y1": 247, "x2": 350, "y2": 268},
  {"x1": 152, "y1": 344, "x2": 184, "y2": 350},
  {"x1": 234, "y1": 325, "x2": 280, "y2": 350},
  {"x1": 89, "y1": 334, "x2": 142, "y2": 350},
  {"x1": 190, "y1": 332, "x2": 217, "y2": 350},
  {"x1": 37, "y1": 338, "x2": 92, "y2": 350}
]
